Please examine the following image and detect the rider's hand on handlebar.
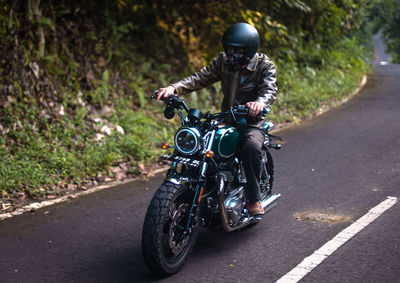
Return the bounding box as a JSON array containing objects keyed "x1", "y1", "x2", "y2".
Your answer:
[
  {"x1": 157, "y1": 85, "x2": 176, "y2": 102},
  {"x1": 246, "y1": 101, "x2": 264, "y2": 117}
]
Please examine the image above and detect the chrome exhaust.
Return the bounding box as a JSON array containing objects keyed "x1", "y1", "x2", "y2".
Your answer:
[
  {"x1": 218, "y1": 176, "x2": 281, "y2": 232},
  {"x1": 261, "y1": 193, "x2": 281, "y2": 213}
]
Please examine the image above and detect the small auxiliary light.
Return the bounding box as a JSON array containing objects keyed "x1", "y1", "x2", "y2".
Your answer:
[
  {"x1": 205, "y1": 150, "x2": 214, "y2": 158},
  {"x1": 161, "y1": 142, "x2": 170, "y2": 149}
]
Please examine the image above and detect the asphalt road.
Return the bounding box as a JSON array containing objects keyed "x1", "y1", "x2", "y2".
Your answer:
[{"x1": 1, "y1": 35, "x2": 399, "y2": 283}]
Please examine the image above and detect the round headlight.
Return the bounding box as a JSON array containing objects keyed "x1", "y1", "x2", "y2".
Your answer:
[{"x1": 174, "y1": 128, "x2": 201, "y2": 155}]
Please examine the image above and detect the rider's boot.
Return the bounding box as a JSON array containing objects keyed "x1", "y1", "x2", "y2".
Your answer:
[{"x1": 247, "y1": 201, "x2": 264, "y2": 216}]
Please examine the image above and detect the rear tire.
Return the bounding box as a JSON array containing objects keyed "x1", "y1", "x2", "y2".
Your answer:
[
  {"x1": 141, "y1": 182, "x2": 199, "y2": 276},
  {"x1": 261, "y1": 149, "x2": 274, "y2": 197}
]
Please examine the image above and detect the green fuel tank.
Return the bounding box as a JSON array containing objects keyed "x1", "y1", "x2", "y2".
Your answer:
[{"x1": 211, "y1": 125, "x2": 239, "y2": 159}]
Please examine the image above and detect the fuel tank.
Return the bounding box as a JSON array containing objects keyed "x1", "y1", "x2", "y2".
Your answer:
[{"x1": 211, "y1": 125, "x2": 239, "y2": 159}]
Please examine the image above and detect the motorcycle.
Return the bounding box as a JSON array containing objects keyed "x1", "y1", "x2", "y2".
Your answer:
[{"x1": 142, "y1": 92, "x2": 282, "y2": 276}]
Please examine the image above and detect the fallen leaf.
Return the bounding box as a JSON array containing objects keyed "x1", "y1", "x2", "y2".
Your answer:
[
  {"x1": 115, "y1": 171, "x2": 126, "y2": 180},
  {"x1": 100, "y1": 125, "x2": 112, "y2": 135},
  {"x1": 67, "y1": 184, "x2": 77, "y2": 190},
  {"x1": 59, "y1": 179, "x2": 66, "y2": 187},
  {"x1": 138, "y1": 162, "x2": 146, "y2": 172},
  {"x1": 29, "y1": 62, "x2": 39, "y2": 79},
  {"x1": 119, "y1": 162, "x2": 130, "y2": 171},
  {"x1": 116, "y1": 125, "x2": 125, "y2": 135},
  {"x1": 1, "y1": 202, "x2": 11, "y2": 211},
  {"x1": 111, "y1": 167, "x2": 121, "y2": 173},
  {"x1": 15, "y1": 192, "x2": 26, "y2": 200},
  {"x1": 97, "y1": 56, "x2": 106, "y2": 67}
]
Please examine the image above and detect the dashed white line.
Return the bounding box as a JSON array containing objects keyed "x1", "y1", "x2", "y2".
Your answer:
[{"x1": 276, "y1": 196, "x2": 398, "y2": 283}]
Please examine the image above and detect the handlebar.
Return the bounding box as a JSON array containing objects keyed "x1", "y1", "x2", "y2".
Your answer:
[
  {"x1": 150, "y1": 90, "x2": 269, "y2": 122},
  {"x1": 230, "y1": 104, "x2": 270, "y2": 116},
  {"x1": 150, "y1": 91, "x2": 190, "y2": 112}
]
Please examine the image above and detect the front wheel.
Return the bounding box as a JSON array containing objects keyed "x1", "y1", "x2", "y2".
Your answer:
[{"x1": 141, "y1": 182, "x2": 199, "y2": 276}]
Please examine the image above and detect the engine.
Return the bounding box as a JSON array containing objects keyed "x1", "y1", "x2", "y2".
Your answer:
[{"x1": 224, "y1": 185, "x2": 246, "y2": 226}]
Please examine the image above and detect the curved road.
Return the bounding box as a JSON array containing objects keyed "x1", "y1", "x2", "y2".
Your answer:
[{"x1": 1, "y1": 35, "x2": 399, "y2": 282}]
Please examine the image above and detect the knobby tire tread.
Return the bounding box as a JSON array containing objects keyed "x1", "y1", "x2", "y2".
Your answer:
[{"x1": 142, "y1": 182, "x2": 196, "y2": 276}]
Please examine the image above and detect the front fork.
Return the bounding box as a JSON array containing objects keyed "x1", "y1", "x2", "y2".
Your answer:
[
  {"x1": 165, "y1": 130, "x2": 216, "y2": 233},
  {"x1": 165, "y1": 163, "x2": 206, "y2": 233},
  {"x1": 185, "y1": 129, "x2": 216, "y2": 232}
]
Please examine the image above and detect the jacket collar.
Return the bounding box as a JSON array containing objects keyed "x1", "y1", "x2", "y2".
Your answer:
[
  {"x1": 245, "y1": 53, "x2": 258, "y2": 71},
  {"x1": 222, "y1": 52, "x2": 258, "y2": 72}
]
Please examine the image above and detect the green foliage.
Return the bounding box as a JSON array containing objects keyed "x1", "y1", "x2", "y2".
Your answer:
[
  {"x1": 89, "y1": 70, "x2": 113, "y2": 106},
  {"x1": 0, "y1": 104, "x2": 175, "y2": 193},
  {"x1": 112, "y1": 108, "x2": 174, "y2": 160},
  {"x1": 0, "y1": 0, "x2": 381, "y2": 197},
  {"x1": 371, "y1": 0, "x2": 400, "y2": 62},
  {"x1": 270, "y1": 36, "x2": 371, "y2": 121}
]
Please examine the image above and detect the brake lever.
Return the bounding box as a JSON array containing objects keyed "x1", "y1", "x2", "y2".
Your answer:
[
  {"x1": 150, "y1": 90, "x2": 162, "y2": 101},
  {"x1": 230, "y1": 108, "x2": 238, "y2": 123}
]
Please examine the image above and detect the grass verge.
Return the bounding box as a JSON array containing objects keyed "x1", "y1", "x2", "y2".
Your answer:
[{"x1": 0, "y1": 37, "x2": 372, "y2": 212}]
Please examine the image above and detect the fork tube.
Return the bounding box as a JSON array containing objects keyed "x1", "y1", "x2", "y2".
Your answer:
[
  {"x1": 186, "y1": 161, "x2": 208, "y2": 231},
  {"x1": 186, "y1": 182, "x2": 202, "y2": 231},
  {"x1": 167, "y1": 162, "x2": 177, "y2": 176},
  {"x1": 186, "y1": 130, "x2": 215, "y2": 231}
]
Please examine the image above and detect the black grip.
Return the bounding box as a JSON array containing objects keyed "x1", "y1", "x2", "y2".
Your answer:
[
  {"x1": 233, "y1": 105, "x2": 269, "y2": 116},
  {"x1": 150, "y1": 90, "x2": 169, "y2": 101}
]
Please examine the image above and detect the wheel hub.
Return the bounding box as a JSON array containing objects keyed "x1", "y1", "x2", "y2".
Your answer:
[{"x1": 168, "y1": 203, "x2": 190, "y2": 255}]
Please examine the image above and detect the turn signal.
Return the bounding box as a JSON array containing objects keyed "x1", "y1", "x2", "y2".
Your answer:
[
  {"x1": 205, "y1": 150, "x2": 214, "y2": 158},
  {"x1": 161, "y1": 142, "x2": 170, "y2": 149}
]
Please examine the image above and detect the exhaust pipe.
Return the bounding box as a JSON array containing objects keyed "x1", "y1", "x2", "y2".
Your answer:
[
  {"x1": 218, "y1": 176, "x2": 281, "y2": 232},
  {"x1": 261, "y1": 193, "x2": 281, "y2": 213}
]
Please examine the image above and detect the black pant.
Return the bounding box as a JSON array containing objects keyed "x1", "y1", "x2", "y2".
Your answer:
[{"x1": 238, "y1": 127, "x2": 265, "y2": 202}]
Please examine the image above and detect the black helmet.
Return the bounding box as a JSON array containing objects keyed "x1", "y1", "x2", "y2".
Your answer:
[{"x1": 222, "y1": 23, "x2": 259, "y2": 60}]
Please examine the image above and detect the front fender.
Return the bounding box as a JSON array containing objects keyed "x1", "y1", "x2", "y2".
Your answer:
[{"x1": 164, "y1": 176, "x2": 191, "y2": 187}]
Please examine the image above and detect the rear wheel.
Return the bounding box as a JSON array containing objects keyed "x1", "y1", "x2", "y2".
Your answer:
[
  {"x1": 260, "y1": 149, "x2": 274, "y2": 197},
  {"x1": 142, "y1": 182, "x2": 199, "y2": 276}
]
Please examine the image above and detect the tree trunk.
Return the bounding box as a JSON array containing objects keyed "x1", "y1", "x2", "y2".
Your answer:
[{"x1": 29, "y1": 0, "x2": 45, "y2": 58}]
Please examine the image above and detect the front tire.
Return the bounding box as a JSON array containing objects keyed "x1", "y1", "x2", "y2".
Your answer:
[{"x1": 141, "y1": 182, "x2": 199, "y2": 276}]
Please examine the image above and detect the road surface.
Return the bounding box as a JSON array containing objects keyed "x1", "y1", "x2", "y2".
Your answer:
[{"x1": 0, "y1": 35, "x2": 399, "y2": 282}]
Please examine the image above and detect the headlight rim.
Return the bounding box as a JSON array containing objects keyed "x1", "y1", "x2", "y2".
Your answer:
[{"x1": 174, "y1": 127, "x2": 201, "y2": 156}]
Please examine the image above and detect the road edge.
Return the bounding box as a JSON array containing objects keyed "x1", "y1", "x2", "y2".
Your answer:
[{"x1": 0, "y1": 167, "x2": 169, "y2": 221}]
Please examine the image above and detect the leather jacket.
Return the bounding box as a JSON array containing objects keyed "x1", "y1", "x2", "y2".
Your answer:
[{"x1": 172, "y1": 52, "x2": 277, "y2": 125}]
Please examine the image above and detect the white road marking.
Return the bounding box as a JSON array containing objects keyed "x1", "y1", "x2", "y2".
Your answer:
[{"x1": 276, "y1": 196, "x2": 398, "y2": 283}]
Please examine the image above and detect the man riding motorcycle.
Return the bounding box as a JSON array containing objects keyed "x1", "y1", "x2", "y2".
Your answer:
[{"x1": 157, "y1": 22, "x2": 278, "y2": 216}]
